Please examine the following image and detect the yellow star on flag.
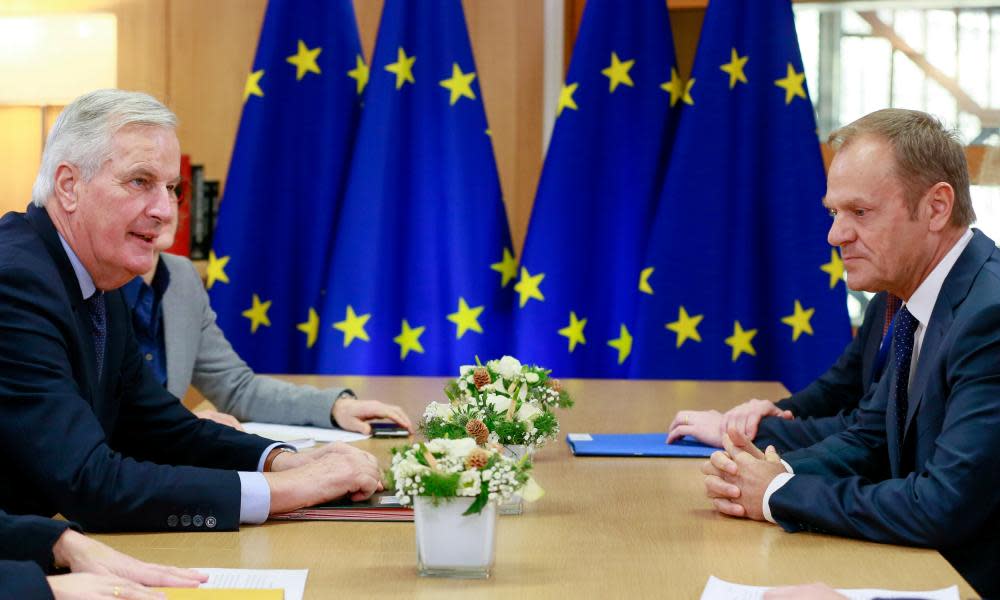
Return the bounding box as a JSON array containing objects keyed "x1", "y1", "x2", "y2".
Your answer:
[
  {"x1": 286, "y1": 39, "x2": 322, "y2": 81},
  {"x1": 661, "y1": 68, "x2": 694, "y2": 107},
  {"x1": 781, "y1": 300, "x2": 815, "y2": 342},
  {"x1": 242, "y1": 294, "x2": 272, "y2": 334},
  {"x1": 205, "y1": 250, "x2": 230, "y2": 289},
  {"x1": 558, "y1": 311, "x2": 588, "y2": 352},
  {"x1": 347, "y1": 54, "x2": 369, "y2": 95},
  {"x1": 607, "y1": 324, "x2": 633, "y2": 365},
  {"x1": 720, "y1": 48, "x2": 749, "y2": 89},
  {"x1": 243, "y1": 70, "x2": 264, "y2": 102},
  {"x1": 639, "y1": 267, "x2": 655, "y2": 295},
  {"x1": 393, "y1": 319, "x2": 425, "y2": 360},
  {"x1": 296, "y1": 307, "x2": 320, "y2": 349},
  {"x1": 820, "y1": 248, "x2": 845, "y2": 289},
  {"x1": 775, "y1": 63, "x2": 807, "y2": 104},
  {"x1": 601, "y1": 52, "x2": 635, "y2": 93},
  {"x1": 665, "y1": 306, "x2": 704, "y2": 348},
  {"x1": 513, "y1": 267, "x2": 545, "y2": 308},
  {"x1": 385, "y1": 47, "x2": 416, "y2": 89},
  {"x1": 490, "y1": 247, "x2": 518, "y2": 287},
  {"x1": 332, "y1": 305, "x2": 371, "y2": 347},
  {"x1": 439, "y1": 63, "x2": 476, "y2": 105},
  {"x1": 557, "y1": 82, "x2": 579, "y2": 117},
  {"x1": 725, "y1": 321, "x2": 757, "y2": 361},
  {"x1": 447, "y1": 297, "x2": 484, "y2": 339}
]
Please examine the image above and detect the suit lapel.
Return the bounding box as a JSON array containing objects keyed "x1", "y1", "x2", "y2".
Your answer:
[
  {"x1": 902, "y1": 230, "x2": 993, "y2": 443},
  {"x1": 26, "y1": 205, "x2": 102, "y2": 407}
]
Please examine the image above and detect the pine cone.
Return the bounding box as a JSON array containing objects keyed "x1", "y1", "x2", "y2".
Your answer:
[
  {"x1": 464, "y1": 448, "x2": 490, "y2": 469},
  {"x1": 547, "y1": 378, "x2": 562, "y2": 393},
  {"x1": 473, "y1": 367, "x2": 491, "y2": 389},
  {"x1": 465, "y1": 418, "x2": 490, "y2": 445}
]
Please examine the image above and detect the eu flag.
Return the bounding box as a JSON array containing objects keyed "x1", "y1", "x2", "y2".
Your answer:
[
  {"x1": 314, "y1": 0, "x2": 513, "y2": 375},
  {"x1": 630, "y1": 0, "x2": 851, "y2": 391},
  {"x1": 514, "y1": 0, "x2": 679, "y2": 377},
  {"x1": 208, "y1": 0, "x2": 365, "y2": 373}
]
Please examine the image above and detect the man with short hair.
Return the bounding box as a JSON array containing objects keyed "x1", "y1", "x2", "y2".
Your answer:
[
  {"x1": 702, "y1": 108, "x2": 1000, "y2": 598},
  {"x1": 0, "y1": 89, "x2": 384, "y2": 533}
]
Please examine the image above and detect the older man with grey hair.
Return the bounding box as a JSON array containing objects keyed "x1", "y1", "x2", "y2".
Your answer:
[
  {"x1": 0, "y1": 89, "x2": 383, "y2": 533},
  {"x1": 702, "y1": 108, "x2": 1000, "y2": 598}
]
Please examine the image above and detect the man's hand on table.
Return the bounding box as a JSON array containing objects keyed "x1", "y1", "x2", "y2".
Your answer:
[
  {"x1": 702, "y1": 429, "x2": 785, "y2": 520},
  {"x1": 668, "y1": 399, "x2": 792, "y2": 447},
  {"x1": 265, "y1": 442, "x2": 384, "y2": 513},
  {"x1": 332, "y1": 396, "x2": 413, "y2": 435}
]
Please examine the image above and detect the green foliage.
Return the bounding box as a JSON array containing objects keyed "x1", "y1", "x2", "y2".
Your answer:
[
  {"x1": 533, "y1": 411, "x2": 558, "y2": 438},
  {"x1": 421, "y1": 471, "x2": 461, "y2": 499},
  {"x1": 490, "y1": 418, "x2": 528, "y2": 445},
  {"x1": 421, "y1": 418, "x2": 467, "y2": 440},
  {"x1": 557, "y1": 389, "x2": 574, "y2": 408}
]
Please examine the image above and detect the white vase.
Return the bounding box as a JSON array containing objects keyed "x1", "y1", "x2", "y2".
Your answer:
[
  {"x1": 414, "y1": 496, "x2": 497, "y2": 578},
  {"x1": 498, "y1": 445, "x2": 529, "y2": 515}
]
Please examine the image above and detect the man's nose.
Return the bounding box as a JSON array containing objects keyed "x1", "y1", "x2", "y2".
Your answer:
[
  {"x1": 827, "y1": 213, "x2": 852, "y2": 248},
  {"x1": 148, "y1": 184, "x2": 175, "y2": 221}
]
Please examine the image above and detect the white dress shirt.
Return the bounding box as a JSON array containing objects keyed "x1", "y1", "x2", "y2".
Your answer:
[
  {"x1": 59, "y1": 236, "x2": 277, "y2": 524},
  {"x1": 761, "y1": 229, "x2": 974, "y2": 524}
]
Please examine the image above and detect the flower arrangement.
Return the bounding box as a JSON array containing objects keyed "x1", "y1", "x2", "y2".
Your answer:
[
  {"x1": 388, "y1": 437, "x2": 540, "y2": 515},
  {"x1": 421, "y1": 356, "x2": 571, "y2": 449}
]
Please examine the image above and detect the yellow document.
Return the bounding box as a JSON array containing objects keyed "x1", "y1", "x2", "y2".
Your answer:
[{"x1": 157, "y1": 589, "x2": 282, "y2": 599}]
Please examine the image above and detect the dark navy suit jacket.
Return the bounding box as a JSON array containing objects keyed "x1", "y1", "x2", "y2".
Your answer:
[
  {"x1": 0, "y1": 205, "x2": 274, "y2": 532},
  {"x1": 754, "y1": 293, "x2": 888, "y2": 453},
  {"x1": 0, "y1": 510, "x2": 75, "y2": 600},
  {"x1": 770, "y1": 230, "x2": 1000, "y2": 598}
]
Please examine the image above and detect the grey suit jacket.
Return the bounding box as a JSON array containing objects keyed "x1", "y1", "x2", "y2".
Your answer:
[{"x1": 160, "y1": 253, "x2": 346, "y2": 427}]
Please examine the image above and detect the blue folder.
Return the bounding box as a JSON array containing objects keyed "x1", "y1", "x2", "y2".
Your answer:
[{"x1": 566, "y1": 433, "x2": 718, "y2": 458}]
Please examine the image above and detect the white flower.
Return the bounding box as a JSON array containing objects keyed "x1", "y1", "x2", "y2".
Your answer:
[
  {"x1": 495, "y1": 356, "x2": 522, "y2": 380},
  {"x1": 516, "y1": 403, "x2": 542, "y2": 422},
  {"x1": 426, "y1": 437, "x2": 478, "y2": 460},
  {"x1": 459, "y1": 365, "x2": 476, "y2": 376},
  {"x1": 525, "y1": 372, "x2": 540, "y2": 383},
  {"x1": 485, "y1": 393, "x2": 511, "y2": 413},
  {"x1": 456, "y1": 470, "x2": 482, "y2": 497},
  {"x1": 423, "y1": 402, "x2": 453, "y2": 420}
]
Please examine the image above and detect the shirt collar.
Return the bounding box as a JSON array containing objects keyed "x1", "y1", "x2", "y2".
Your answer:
[
  {"x1": 121, "y1": 256, "x2": 170, "y2": 309},
  {"x1": 904, "y1": 228, "x2": 973, "y2": 327},
  {"x1": 58, "y1": 234, "x2": 97, "y2": 300}
]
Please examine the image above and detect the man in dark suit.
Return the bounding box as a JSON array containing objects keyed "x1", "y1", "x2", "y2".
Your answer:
[
  {"x1": 0, "y1": 89, "x2": 383, "y2": 533},
  {"x1": 0, "y1": 508, "x2": 204, "y2": 599},
  {"x1": 702, "y1": 109, "x2": 1000, "y2": 597},
  {"x1": 668, "y1": 291, "x2": 892, "y2": 452}
]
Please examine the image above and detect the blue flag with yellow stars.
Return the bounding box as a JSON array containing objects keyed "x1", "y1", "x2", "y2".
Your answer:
[
  {"x1": 208, "y1": 0, "x2": 366, "y2": 373},
  {"x1": 630, "y1": 0, "x2": 851, "y2": 391},
  {"x1": 513, "y1": 0, "x2": 680, "y2": 377},
  {"x1": 313, "y1": 0, "x2": 514, "y2": 375}
]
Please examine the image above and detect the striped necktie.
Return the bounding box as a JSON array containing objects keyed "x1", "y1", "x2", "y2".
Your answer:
[{"x1": 85, "y1": 291, "x2": 107, "y2": 379}]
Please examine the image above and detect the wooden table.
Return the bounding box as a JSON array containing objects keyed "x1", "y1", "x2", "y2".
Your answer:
[{"x1": 100, "y1": 376, "x2": 974, "y2": 598}]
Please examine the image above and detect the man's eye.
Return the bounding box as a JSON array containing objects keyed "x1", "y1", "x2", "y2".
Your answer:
[
  {"x1": 854, "y1": 209, "x2": 866, "y2": 217},
  {"x1": 131, "y1": 178, "x2": 148, "y2": 188}
]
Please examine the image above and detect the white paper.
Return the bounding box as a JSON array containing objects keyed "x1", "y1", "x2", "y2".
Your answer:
[
  {"x1": 701, "y1": 576, "x2": 959, "y2": 600},
  {"x1": 243, "y1": 422, "x2": 369, "y2": 444},
  {"x1": 567, "y1": 433, "x2": 593, "y2": 442},
  {"x1": 195, "y1": 568, "x2": 308, "y2": 600}
]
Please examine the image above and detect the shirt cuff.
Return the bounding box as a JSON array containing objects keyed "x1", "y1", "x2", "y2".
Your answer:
[
  {"x1": 237, "y1": 471, "x2": 271, "y2": 524},
  {"x1": 762, "y1": 472, "x2": 795, "y2": 524}
]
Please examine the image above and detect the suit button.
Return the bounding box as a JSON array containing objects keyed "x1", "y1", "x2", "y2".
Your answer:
[
  {"x1": 193, "y1": 515, "x2": 204, "y2": 527},
  {"x1": 167, "y1": 515, "x2": 179, "y2": 528},
  {"x1": 145, "y1": 353, "x2": 153, "y2": 361},
  {"x1": 206, "y1": 516, "x2": 217, "y2": 529},
  {"x1": 181, "y1": 514, "x2": 192, "y2": 527}
]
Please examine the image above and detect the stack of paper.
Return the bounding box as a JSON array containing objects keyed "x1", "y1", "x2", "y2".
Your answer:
[
  {"x1": 701, "y1": 576, "x2": 959, "y2": 600},
  {"x1": 159, "y1": 568, "x2": 308, "y2": 600},
  {"x1": 270, "y1": 491, "x2": 413, "y2": 522}
]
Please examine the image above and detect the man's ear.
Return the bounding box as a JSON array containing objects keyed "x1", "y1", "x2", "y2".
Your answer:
[
  {"x1": 924, "y1": 182, "x2": 955, "y2": 233},
  {"x1": 53, "y1": 163, "x2": 81, "y2": 213}
]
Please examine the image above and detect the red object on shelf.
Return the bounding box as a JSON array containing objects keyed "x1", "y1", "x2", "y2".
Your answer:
[{"x1": 165, "y1": 154, "x2": 192, "y2": 257}]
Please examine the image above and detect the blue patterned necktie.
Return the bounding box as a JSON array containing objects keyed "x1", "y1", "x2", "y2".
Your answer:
[
  {"x1": 86, "y1": 291, "x2": 107, "y2": 379},
  {"x1": 892, "y1": 306, "x2": 919, "y2": 443}
]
